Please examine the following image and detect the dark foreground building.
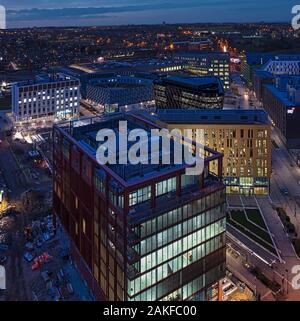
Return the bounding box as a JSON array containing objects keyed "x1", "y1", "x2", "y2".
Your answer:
[
  {"x1": 154, "y1": 76, "x2": 224, "y2": 109},
  {"x1": 53, "y1": 113, "x2": 226, "y2": 301}
]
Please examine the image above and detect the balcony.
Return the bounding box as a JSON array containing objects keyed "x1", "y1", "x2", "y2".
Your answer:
[{"x1": 127, "y1": 174, "x2": 224, "y2": 227}]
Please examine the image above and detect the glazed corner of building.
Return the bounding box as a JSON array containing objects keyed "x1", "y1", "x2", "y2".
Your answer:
[{"x1": 52, "y1": 112, "x2": 226, "y2": 301}]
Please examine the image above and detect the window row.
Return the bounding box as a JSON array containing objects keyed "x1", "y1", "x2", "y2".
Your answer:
[
  {"x1": 128, "y1": 234, "x2": 224, "y2": 296},
  {"x1": 138, "y1": 219, "x2": 226, "y2": 273},
  {"x1": 132, "y1": 190, "x2": 225, "y2": 239},
  {"x1": 135, "y1": 205, "x2": 225, "y2": 256}
]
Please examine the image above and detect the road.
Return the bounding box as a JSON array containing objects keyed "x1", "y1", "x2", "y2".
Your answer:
[
  {"x1": 271, "y1": 127, "x2": 300, "y2": 232},
  {"x1": 226, "y1": 252, "x2": 275, "y2": 301},
  {"x1": 226, "y1": 73, "x2": 300, "y2": 300},
  {"x1": 0, "y1": 113, "x2": 29, "y2": 201}
]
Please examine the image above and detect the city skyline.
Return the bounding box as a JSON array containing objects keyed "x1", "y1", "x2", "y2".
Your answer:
[
  {"x1": 1, "y1": 0, "x2": 296, "y2": 28},
  {"x1": 1, "y1": 0, "x2": 300, "y2": 303}
]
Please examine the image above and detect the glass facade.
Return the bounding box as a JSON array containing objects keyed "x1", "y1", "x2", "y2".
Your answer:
[
  {"x1": 160, "y1": 264, "x2": 225, "y2": 301},
  {"x1": 127, "y1": 188, "x2": 226, "y2": 301},
  {"x1": 156, "y1": 177, "x2": 176, "y2": 196},
  {"x1": 129, "y1": 186, "x2": 151, "y2": 206},
  {"x1": 53, "y1": 114, "x2": 226, "y2": 302}
]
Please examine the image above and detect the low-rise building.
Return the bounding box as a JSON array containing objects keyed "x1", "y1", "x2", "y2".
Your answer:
[
  {"x1": 174, "y1": 52, "x2": 230, "y2": 90},
  {"x1": 156, "y1": 109, "x2": 271, "y2": 195},
  {"x1": 263, "y1": 76, "x2": 300, "y2": 149},
  {"x1": 253, "y1": 70, "x2": 274, "y2": 103},
  {"x1": 154, "y1": 76, "x2": 224, "y2": 109},
  {"x1": 12, "y1": 73, "x2": 80, "y2": 123},
  {"x1": 172, "y1": 38, "x2": 213, "y2": 51},
  {"x1": 242, "y1": 52, "x2": 300, "y2": 86},
  {"x1": 86, "y1": 75, "x2": 154, "y2": 113}
]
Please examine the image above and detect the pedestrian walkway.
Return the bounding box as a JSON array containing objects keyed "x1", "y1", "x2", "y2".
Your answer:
[
  {"x1": 227, "y1": 254, "x2": 275, "y2": 301},
  {"x1": 256, "y1": 196, "x2": 295, "y2": 260}
]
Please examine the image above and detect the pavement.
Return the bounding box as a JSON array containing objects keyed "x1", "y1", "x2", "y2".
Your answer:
[
  {"x1": 223, "y1": 77, "x2": 300, "y2": 300},
  {"x1": 227, "y1": 253, "x2": 275, "y2": 301},
  {"x1": 227, "y1": 192, "x2": 300, "y2": 300}
]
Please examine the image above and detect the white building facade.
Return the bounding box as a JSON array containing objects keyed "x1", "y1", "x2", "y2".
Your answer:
[{"x1": 12, "y1": 74, "x2": 80, "y2": 123}]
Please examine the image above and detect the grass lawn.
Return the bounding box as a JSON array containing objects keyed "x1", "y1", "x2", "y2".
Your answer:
[
  {"x1": 227, "y1": 209, "x2": 277, "y2": 256},
  {"x1": 245, "y1": 208, "x2": 267, "y2": 230}
]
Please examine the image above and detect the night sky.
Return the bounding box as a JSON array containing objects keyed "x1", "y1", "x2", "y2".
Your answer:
[{"x1": 1, "y1": 0, "x2": 297, "y2": 28}]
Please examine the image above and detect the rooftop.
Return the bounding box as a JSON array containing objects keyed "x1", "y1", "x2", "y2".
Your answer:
[
  {"x1": 155, "y1": 76, "x2": 224, "y2": 93},
  {"x1": 245, "y1": 53, "x2": 274, "y2": 65},
  {"x1": 174, "y1": 51, "x2": 230, "y2": 60},
  {"x1": 156, "y1": 109, "x2": 269, "y2": 125},
  {"x1": 254, "y1": 70, "x2": 274, "y2": 79},
  {"x1": 70, "y1": 59, "x2": 182, "y2": 74},
  {"x1": 264, "y1": 84, "x2": 300, "y2": 108},
  {"x1": 55, "y1": 113, "x2": 221, "y2": 184},
  {"x1": 246, "y1": 52, "x2": 300, "y2": 66},
  {"x1": 15, "y1": 73, "x2": 79, "y2": 87},
  {"x1": 89, "y1": 75, "x2": 153, "y2": 90}
]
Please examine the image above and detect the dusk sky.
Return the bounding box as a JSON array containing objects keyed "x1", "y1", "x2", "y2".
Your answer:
[{"x1": 1, "y1": 0, "x2": 297, "y2": 28}]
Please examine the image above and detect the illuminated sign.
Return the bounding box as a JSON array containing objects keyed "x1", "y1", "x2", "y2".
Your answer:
[
  {"x1": 230, "y1": 58, "x2": 241, "y2": 64},
  {"x1": 287, "y1": 107, "x2": 296, "y2": 114}
]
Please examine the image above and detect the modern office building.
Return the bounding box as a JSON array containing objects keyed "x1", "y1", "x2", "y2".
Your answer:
[
  {"x1": 253, "y1": 70, "x2": 274, "y2": 103},
  {"x1": 172, "y1": 38, "x2": 213, "y2": 52},
  {"x1": 12, "y1": 73, "x2": 80, "y2": 123},
  {"x1": 66, "y1": 60, "x2": 183, "y2": 99},
  {"x1": 86, "y1": 75, "x2": 154, "y2": 113},
  {"x1": 241, "y1": 52, "x2": 300, "y2": 86},
  {"x1": 157, "y1": 109, "x2": 271, "y2": 195},
  {"x1": 53, "y1": 113, "x2": 226, "y2": 301},
  {"x1": 174, "y1": 52, "x2": 230, "y2": 89},
  {"x1": 263, "y1": 76, "x2": 300, "y2": 149},
  {"x1": 154, "y1": 76, "x2": 224, "y2": 109},
  {"x1": 240, "y1": 52, "x2": 274, "y2": 86}
]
